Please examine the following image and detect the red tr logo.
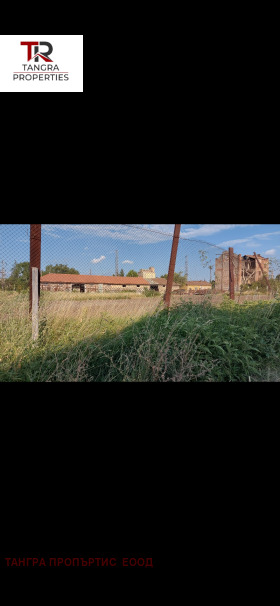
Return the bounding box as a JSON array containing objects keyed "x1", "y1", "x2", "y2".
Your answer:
[{"x1": 21, "y1": 41, "x2": 53, "y2": 62}]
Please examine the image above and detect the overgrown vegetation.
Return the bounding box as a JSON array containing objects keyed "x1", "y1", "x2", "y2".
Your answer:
[
  {"x1": 1, "y1": 292, "x2": 280, "y2": 382},
  {"x1": 143, "y1": 287, "x2": 161, "y2": 297},
  {"x1": 240, "y1": 275, "x2": 280, "y2": 296}
]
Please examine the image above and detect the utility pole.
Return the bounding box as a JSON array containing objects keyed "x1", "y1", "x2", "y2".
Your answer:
[
  {"x1": 29, "y1": 224, "x2": 41, "y2": 314},
  {"x1": 115, "y1": 250, "x2": 119, "y2": 277},
  {"x1": 164, "y1": 224, "x2": 181, "y2": 308}
]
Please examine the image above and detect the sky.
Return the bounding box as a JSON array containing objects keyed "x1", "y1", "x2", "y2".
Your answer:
[{"x1": 1, "y1": 224, "x2": 280, "y2": 281}]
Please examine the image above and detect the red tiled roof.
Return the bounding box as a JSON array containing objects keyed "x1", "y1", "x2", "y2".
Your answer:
[{"x1": 41, "y1": 273, "x2": 150, "y2": 285}]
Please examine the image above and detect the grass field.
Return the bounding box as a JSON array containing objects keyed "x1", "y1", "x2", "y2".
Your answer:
[{"x1": 1, "y1": 290, "x2": 280, "y2": 382}]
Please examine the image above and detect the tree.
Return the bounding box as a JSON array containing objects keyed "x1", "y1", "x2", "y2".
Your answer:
[
  {"x1": 160, "y1": 271, "x2": 186, "y2": 287},
  {"x1": 42, "y1": 264, "x2": 79, "y2": 275},
  {"x1": 126, "y1": 269, "x2": 138, "y2": 277},
  {"x1": 199, "y1": 250, "x2": 214, "y2": 282},
  {"x1": 119, "y1": 269, "x2": 124, "y2": 277},
  {"x1": 7, "y1": 261, "x2": 30, "y2": 291}
]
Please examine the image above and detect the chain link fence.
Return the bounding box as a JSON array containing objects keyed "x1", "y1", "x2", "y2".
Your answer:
[
  {"x1": 1, "y1": 223, "x2": 280, "y2": 382},
  {"x1": 1, "y1": 224, "x2": 280, "y2": 313}
]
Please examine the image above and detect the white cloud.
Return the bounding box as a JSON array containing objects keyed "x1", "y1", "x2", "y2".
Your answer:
[
  {"x1": 41, "y1": 224, "x2": 174, "y2": 245},
  {"x1": 181, "y1": 224, "x2": 261, "y2": 239},
  {"x1": 265, "y1": 249, "x2": 276, "y2": 256},
  {"x1": 42, "y1": 225, "x2": 61, "y2": 238},
  {"x1": 91, "y1": 255, "x2": 106, "y2": 264},
  {"x1": 218, "y1": 237, "x2": 254, "y2": 246},
  {"x1": 41, "y1": 223, "x2": 278, "y2": 248},
  {"x1": 219, "y1": 230, "x2": 280, "y2": 248},
  {"x1": 122, "y1": 260, "x2": 133, "y2": 264}
]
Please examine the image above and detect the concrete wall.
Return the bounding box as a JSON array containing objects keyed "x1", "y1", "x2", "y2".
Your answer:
[
  {"x1": 92, "y1": 284, "x2": 147, "y2": 293},
  {"x1": 41, "y1": 282, "x2": 148, "y2": 293},
  {"x1": 41, "y1": 283, "x2": 72, "y2": 292},
  {"x1": 186, "y1": 285, "x2": 212, "y2": 292}
]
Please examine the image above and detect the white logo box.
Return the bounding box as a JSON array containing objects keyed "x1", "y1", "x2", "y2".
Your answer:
[{"x1": 0, "y1": 35, "x2": 83, "y2": 92}]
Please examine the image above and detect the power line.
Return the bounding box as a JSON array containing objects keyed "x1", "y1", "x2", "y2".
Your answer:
[{"x1": 120, "y1": 224, "x2": 226, "y2": 250}]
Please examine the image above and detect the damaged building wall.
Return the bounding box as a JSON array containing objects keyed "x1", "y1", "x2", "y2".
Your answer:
[{"x1": 215, "y1": 253, "x2": 269, "y2": 292}]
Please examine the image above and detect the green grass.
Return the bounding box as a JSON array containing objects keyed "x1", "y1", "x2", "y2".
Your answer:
[{"x1": 1, "y1": 291, "x2": 280, "y2": 381}]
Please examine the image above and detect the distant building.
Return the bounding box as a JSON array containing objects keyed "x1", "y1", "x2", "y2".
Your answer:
[
  {"x1": 40, "y1": 274, "x2": 150, "y2": 293},
  {"x1": 137, "y1": 266, "x2": 182, "y2": 292},
  {"x1": 185, "y1": 280, "x2": 212, "y2": 292},
  {"x1": 215, "y1": 253, "x2": 269, "y2": 292},
  {"x1": 145, "y1": 277, "x2": 181, "y2": 293},
  {"x1": 138, "y1": 266, "x2": 156, "y2": 279},
  {"x1": 40, "y1": 272, "x2": 181, "y2": 294}
]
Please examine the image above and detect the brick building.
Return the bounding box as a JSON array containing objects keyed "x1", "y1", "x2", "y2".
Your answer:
[{"x1": 215, "y1": 253, "x2": 269, "y2": 292}]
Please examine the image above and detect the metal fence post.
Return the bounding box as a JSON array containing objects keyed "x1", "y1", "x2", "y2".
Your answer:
[
  {"x1": 29, "y1": 224, "x2": 41, "y2": 313},
  {"x1": 164, "y1": 224, "x2": 181, "y2": 308},
  {"x1": 32, "y1": 267, "x2": 39, "y2": 341},
  {"x1": 229, "y1": 247, "x2": 235, "y2": 300}
]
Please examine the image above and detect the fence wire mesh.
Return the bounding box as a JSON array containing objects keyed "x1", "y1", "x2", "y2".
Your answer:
[
  {"x1": 1, "y1": 224, "x2": 280, "y2": 310},
  {"x1": 1, "y1": 223, "x2": 280, "y2": 382}
]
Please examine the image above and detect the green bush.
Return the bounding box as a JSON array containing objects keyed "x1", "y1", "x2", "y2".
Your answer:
[{"x1": 143, "y1": 288, "x2": 161, "y2": 297}]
